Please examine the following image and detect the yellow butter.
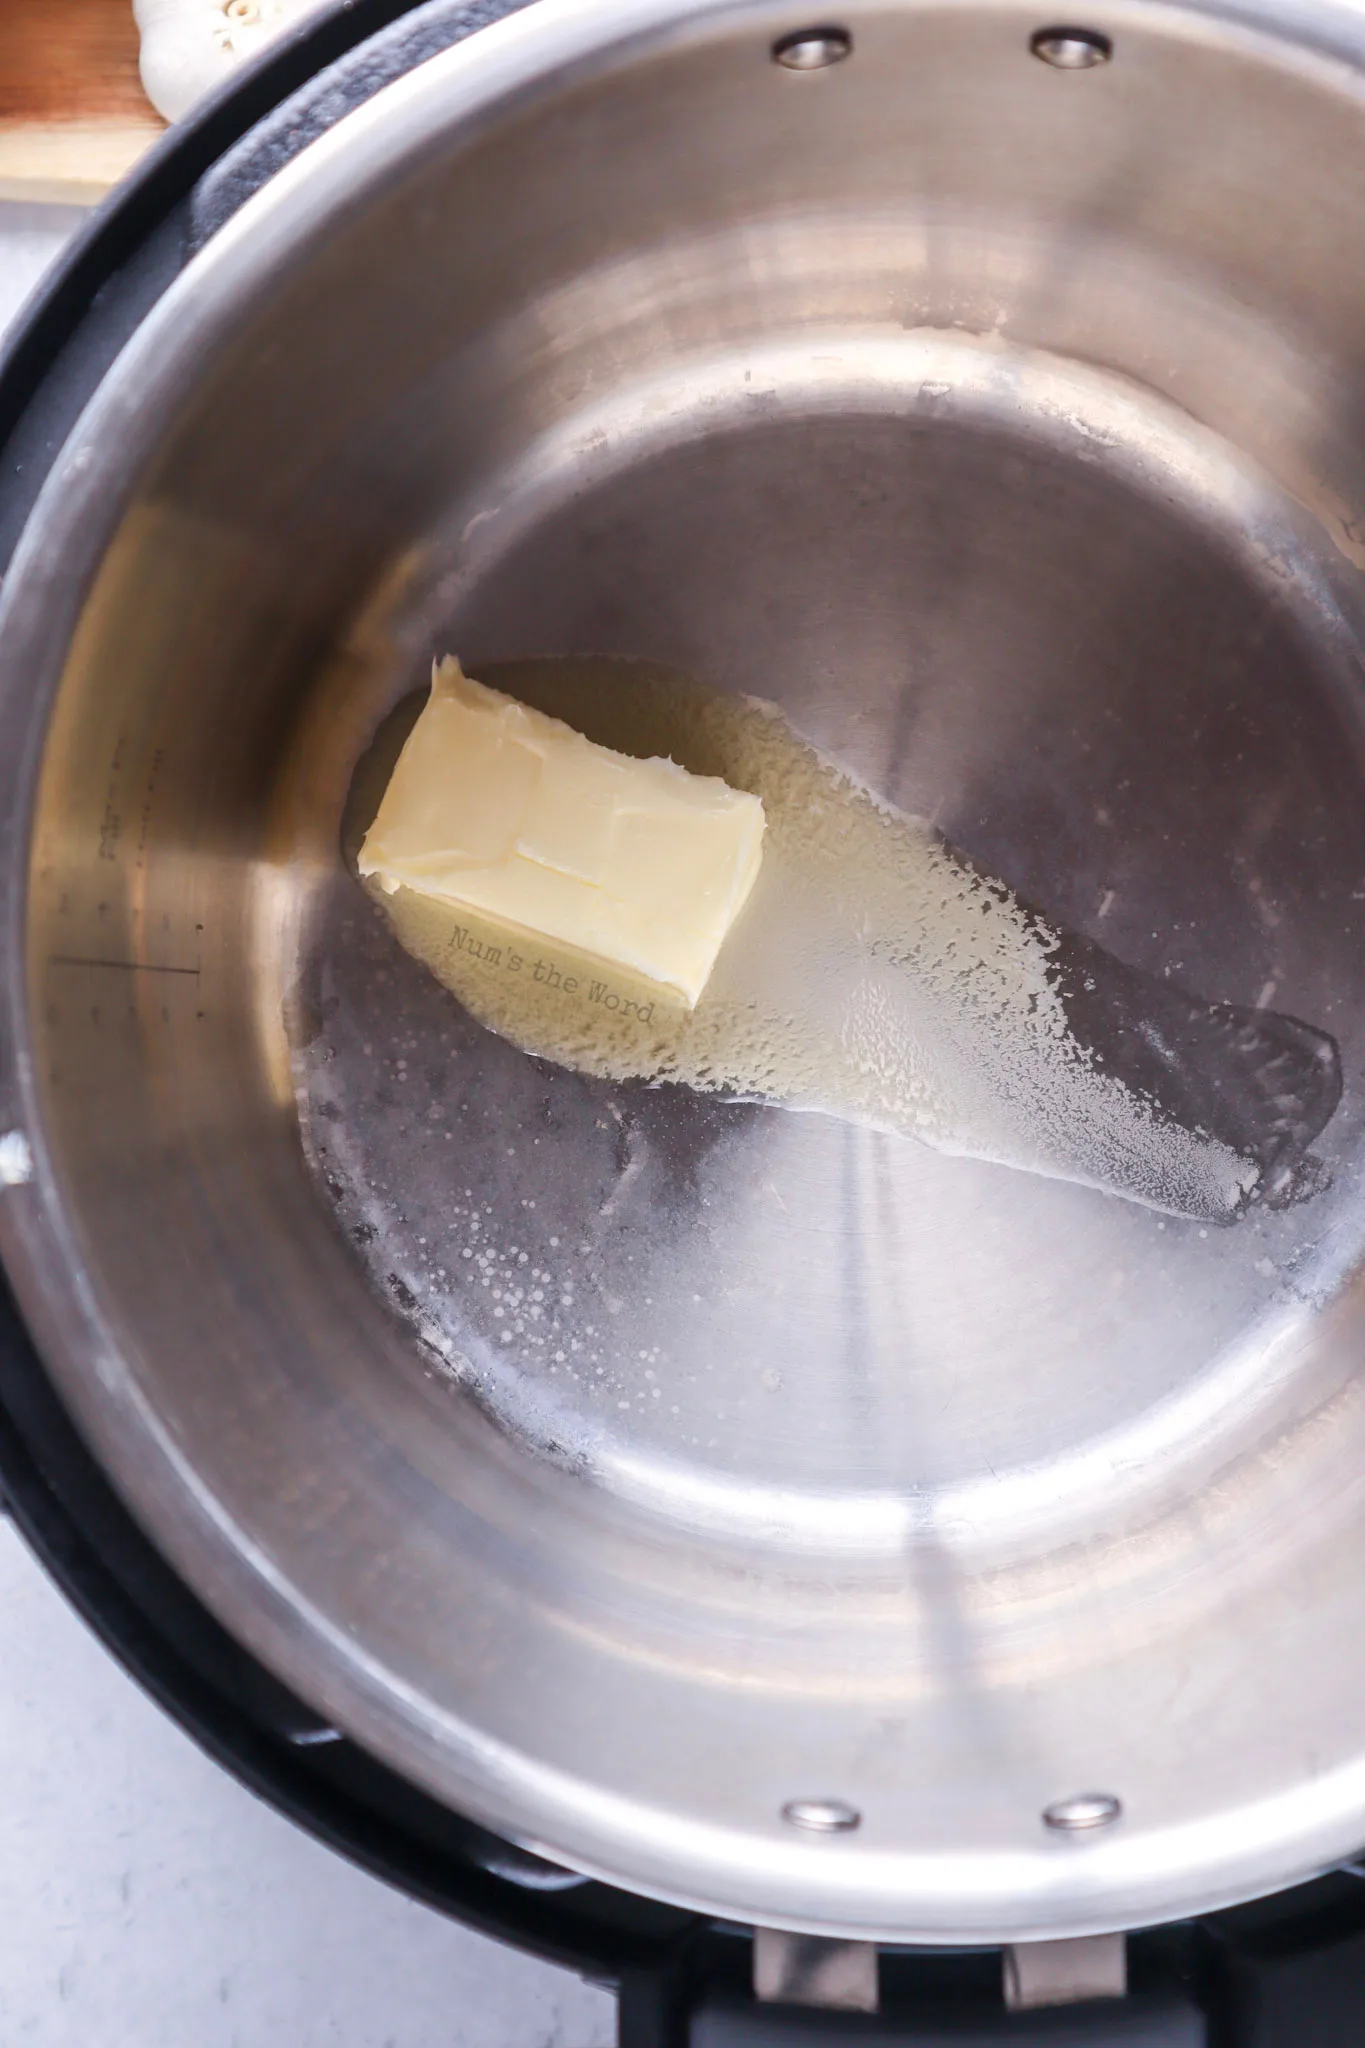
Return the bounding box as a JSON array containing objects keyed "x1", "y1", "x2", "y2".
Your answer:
[{"x1": 357, "y1": 659, "x2": 766, "y2": 1007}]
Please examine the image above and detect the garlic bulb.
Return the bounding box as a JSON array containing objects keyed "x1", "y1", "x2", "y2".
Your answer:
[{"x1": 134, "y1": 0, "x2": 335, "y2": 123}]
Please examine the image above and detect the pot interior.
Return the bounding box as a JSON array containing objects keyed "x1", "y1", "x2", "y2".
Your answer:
[{"x1": 12, "y1": 0, "x2": 1365, "y2": 1938}]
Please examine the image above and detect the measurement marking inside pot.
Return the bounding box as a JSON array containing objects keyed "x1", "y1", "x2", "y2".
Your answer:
[{"x1": 48, "y1": 956, "x2": 201, "y2": 976}]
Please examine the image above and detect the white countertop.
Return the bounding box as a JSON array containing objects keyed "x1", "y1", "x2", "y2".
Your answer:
[{"x1": 0, "y1": 203, "x2": 614, "y2": 2048}]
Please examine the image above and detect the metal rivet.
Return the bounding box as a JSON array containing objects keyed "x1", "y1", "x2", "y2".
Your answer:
[
  {"x1": 781, "y1": 1797, "x2": 862, "y2": 1833},
  {"x1": 1043, "y1": 1792, "x2": 1123, "y2": 1832},
  {"x1": 1029, "y1": 25, "x2": 1112, "y2": 66},
  {"x1": 0, "y1": 1130, "x2": 33, "y2": 1187},
  {"x1": 772, "y1": 26, "x2": 853, "y2": 69}
]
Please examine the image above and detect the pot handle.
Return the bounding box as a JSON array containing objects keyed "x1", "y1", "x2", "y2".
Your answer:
[
  {"x1": 616, "y1": 1898, "x2": 1365, "y2": 2048},
  {"x1": 617, "y1": 1935, "x2": 1212, "y2": 2048},
  {"x1": 683, "y1": 1991, "x2": 1204, "y2": 2045}
]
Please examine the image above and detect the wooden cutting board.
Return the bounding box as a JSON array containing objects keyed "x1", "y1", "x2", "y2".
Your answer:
[{"x1": 0, "y1": 0, "x2": 166, "y2": 204}]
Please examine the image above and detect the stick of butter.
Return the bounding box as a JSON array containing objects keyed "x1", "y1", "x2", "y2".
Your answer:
[{"x1": 358, "y1": 659, "x2": 766, "y2": 1009}]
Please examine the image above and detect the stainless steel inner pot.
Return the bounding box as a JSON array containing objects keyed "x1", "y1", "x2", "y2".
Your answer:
[{"x1": 7, "y1": 0, "x2": 1365, "y2": 1945}]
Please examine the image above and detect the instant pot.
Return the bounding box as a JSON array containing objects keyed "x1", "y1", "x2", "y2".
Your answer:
[{"x1": 5, "y1": 0, "x2": 1365, "y2": 2035}]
